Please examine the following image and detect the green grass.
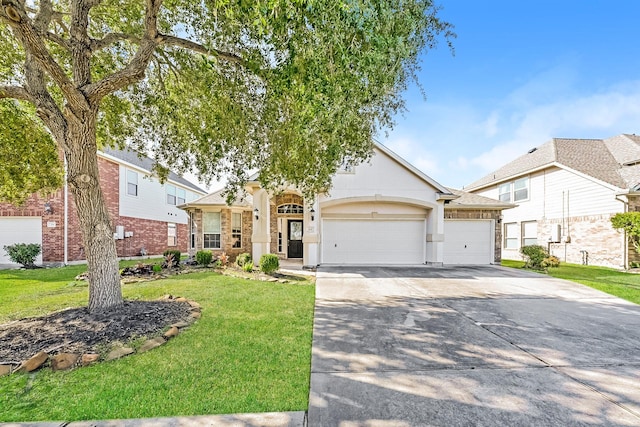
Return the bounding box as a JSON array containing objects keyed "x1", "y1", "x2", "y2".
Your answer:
[
  {"x1": 0, "y1": 264, "x2": 315, "y2": 422},
  {"x1": 502, "y1": 259, "x2": 640, "y2": 304}
]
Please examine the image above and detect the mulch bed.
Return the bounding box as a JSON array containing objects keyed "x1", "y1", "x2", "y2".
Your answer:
[{"x1": 0, "y1": 300, "x2": 193, "y2": 363}]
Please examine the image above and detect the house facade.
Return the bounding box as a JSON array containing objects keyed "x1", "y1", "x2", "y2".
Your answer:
[
  {"x1": 181, "y1": 142, "x2": 513, "y2": 267},
  {"x1": 0, "y1": 147, "x2": 206, "y2": 266},
  {"x1": 466, "y1": 134, "x2": 640, "y2": 268}
]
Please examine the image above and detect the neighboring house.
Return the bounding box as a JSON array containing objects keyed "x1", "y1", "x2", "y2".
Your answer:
[
  {"x1": 180, "y1": 142, "x2": 513, "y2": 267},
  {"x1": 465, "y1": 133, "x2": 640, "y2": 268},
  {"x1": 0, "y1": 147, "x2": 207, "y2": 266}
]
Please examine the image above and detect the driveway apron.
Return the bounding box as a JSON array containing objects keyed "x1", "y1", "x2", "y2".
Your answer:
[{"x1": 308, "y1": 265, "x2": 640, "y2": 426}]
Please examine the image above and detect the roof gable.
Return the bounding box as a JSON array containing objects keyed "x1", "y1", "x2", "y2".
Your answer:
[{"x1": 466, "y1": 134, "x2": 640, "y2": 192}]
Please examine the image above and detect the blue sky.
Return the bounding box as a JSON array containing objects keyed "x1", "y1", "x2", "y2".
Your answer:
[{"x1": 381, "y1": 0, "x2": 640, "y2": 189}]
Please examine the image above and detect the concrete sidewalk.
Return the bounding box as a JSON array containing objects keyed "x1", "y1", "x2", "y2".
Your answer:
[
  {"x1": 308, "y1": 265, "x2": 640, "y2": 426},
  {"x1": 2, "y1": 412, "x2": 306, "y2": 427}
]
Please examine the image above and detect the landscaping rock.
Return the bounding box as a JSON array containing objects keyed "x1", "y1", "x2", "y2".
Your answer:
[
  {"x1": 0, "y1": 364, "x2": 12, "y2": 376},
  {"x1": 268, "y1": 278, "x2": 278, "y2": 282},
  {"x1": 163, "y1": 327, "x2": 179, "y2": 339},
  {"x1": 106, "y1": 347, "x2": 134, "y2": 361},
  {"x1": 190, "y1": 311, "x2": 202, "y2": 320},
  {"x1": 158, "y1": 294, "x2": 174, "y2": 300},
  {"x1": 175, "y1": 297, "x2": 188, "y2": 302},
  {"x1": 171, "y1": 321, "x2": 190, "y2": 328},
  {"x1": 188, "y1": 300, "x2": 201, "y2": 309},
  {"x1": 17, "y1": 351, "x2": 48, "y2": 373},
  {"x1": 138, "y1": 337, "x2": 166, "y2": 353},
  {"x1": 51, "y1": 353, "x2": 79, "y2": 371},
  {"x1": 81, "y1": 354, "x2": 100, "y2": 366}
]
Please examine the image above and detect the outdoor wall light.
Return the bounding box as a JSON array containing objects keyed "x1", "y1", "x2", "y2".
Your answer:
[
  {"x1": 44, "y1": 202, "x2": 53, "y2": 214},
  {"x1": 254, "y1": 208, "x2": 259, "y2": 220},
  {"x1": 310, "y1": 208, "x2": 315, "y2": 221}
]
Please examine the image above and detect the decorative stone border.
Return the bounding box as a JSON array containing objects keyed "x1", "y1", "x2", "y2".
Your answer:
[{"x1": 0, "y1": 295, "x2": 201, "y2": 377}]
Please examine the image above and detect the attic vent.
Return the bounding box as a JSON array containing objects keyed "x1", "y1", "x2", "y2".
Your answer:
[
  {"x1": 527, "y1": 148, "x2": 537, "y2": 154},
  {"x1": 623, "y1": 159, "x2": 640, "y2": 166}
]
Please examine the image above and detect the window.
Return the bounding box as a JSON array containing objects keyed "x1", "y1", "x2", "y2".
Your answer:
[
  {"x1": 522, "y1": 221, "x2": 538, "y2": 246},
  {"x1": 167, "y1": 223, "x2": 177, "y2": 246},
  {"x1": 189, "y1": 212, "x2": 196, "y2": 249},
  {"x1": 514, "y1": 177, "x2": 529, "y2": 202},
  {"x1": 277, "y1": 204, "x2": 304, "y2": 214},
  {"x1": 177, "y1": 187, "x2": 186, "y2": 205},
  {"x1": 498, "y1": 183, "x2": 511, "y2": 202},
  {"x1": 497, "y1": 177, "x2": 529, "y2": 202},
  {"x1": 167, "y1": 184, "x2": 176, "y2": 205},
  {"x1": 127, "y1": 170, "x2": 138, "y2": 196},
  {"x1": 232, "y1": 212, "x2": 242, "y2": 248},
  {"x1": 504, "y1": 223, "x2": 518, "y2": 249},
  {"x1": 203, "y1": 212, "x2": 221, "y2": 249}
]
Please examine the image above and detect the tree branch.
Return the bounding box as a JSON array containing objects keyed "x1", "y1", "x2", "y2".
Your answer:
[
  {"x1": 44, "y1": 30, "x2": 71, "y2": 50},
  {"x1": 158, "y1": 34, "x2": 244, "y2": 65},
  {"x1": 91, "y1": 32, "x2": 140, "y2": 51},
  {"x1": 0, "y1": 85, "x2": 34, "y2": 102}
]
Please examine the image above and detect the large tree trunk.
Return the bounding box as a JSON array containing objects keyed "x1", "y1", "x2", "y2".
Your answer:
[{"x1": 64, "y1": 108, "x2": 122, "y2": 312}]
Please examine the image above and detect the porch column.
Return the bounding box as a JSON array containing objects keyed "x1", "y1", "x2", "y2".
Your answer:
[
  {"x1": 303, "y1": 198, "x2": 319, "y2": 267},
  {"x1": 251, "y1": 188, "x2": 271, "y2": 265},
  {"x1": 425, "y1": 203, "x2": 445, "y2": 266}
]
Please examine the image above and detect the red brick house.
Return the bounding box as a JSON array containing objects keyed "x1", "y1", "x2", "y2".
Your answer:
[{"x1": 0, "y1": 147, "x2": 206, "y2": 266}]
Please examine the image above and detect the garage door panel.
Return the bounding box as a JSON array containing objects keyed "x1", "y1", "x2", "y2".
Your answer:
[
  {"x1": 444, "y1": 220, "x2": 492, "y2": 265},
  {"x1": 0, "y1": 217, "x2": 43, "y2": 264},
  {"x1": 323, "y1": 219, "x2": 425, "y2": 265}
]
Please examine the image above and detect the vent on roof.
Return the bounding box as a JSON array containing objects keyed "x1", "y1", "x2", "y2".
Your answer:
[
  {"x1": 527, "y1": 148, "x2": 537, "y2": 154},
  {"x1": 623, "y1": 159, "x2": 640, "y2": 167}
]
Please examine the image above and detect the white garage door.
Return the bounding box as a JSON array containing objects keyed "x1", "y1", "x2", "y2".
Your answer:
[
  {"x1": 0, "y1": 217, "x2": 43, "y2": 265},
  {"x1": 444, "y1": 220, "x2": 493, "y2": 265},
  {"x1": 322, "y1": 219, "x2": 425, "y2": 264}
]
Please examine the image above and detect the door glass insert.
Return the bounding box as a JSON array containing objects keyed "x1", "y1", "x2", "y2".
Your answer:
[{"x1": 290, "y1": 221, "x2": 303, "y2": 240}]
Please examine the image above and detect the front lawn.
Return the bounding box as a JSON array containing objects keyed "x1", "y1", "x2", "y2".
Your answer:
[
  {"x1": 502, "y1": 259, "x2": 640, "y2": 304},
  {"x1": 0, "y1": 264, "x2": 315, "y2": 422}
]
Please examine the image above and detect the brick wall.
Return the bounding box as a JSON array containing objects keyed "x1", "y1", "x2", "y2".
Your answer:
[
  {"x1": 445, "y1": 209, "x2": 503, "y2": 262},
  {"x1": 187, "y1": 208, "x2": 252, "y2": 262}
]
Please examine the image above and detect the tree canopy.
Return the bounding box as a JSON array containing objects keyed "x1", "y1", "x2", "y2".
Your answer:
[{"x1": 1, "y1": 0, "x2": 453, "y2": 199}]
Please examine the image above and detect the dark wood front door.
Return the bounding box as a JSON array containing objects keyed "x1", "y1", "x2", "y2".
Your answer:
[{"x1": 288, "y1": 220, "x2": 303, "y2": 259}]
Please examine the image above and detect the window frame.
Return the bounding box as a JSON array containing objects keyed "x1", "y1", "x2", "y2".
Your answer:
[
  {"x1": 203, "y1": 212, "x2": 221, "y2": 249},
  {"x1": 126, "y1": 169, "x2": 138, "y2": 197},
  {"x1": 504, "y1": 222, "x2": 518, "y2": 249},
  {"x1": 521, "y1": 221, "x2": 538, "y2": 247},
  {"x1": 498, "y1": 183, "x2": 511, "y2": 202},
  {"x1": 167, "y1": 223, "x2": 177, "y2": 247},
  {"x1": 231, "y1": 212, "x2": 242, "y2": 248},
  {"x1": 166, "y1": 184, "x2": 176, "y2": 205},
  {"x1": 513, "y1": 177, "x2": 529, "y2": 202},
  {"x1": 277, "y1": 204, "x2": 304, "y2": 214}
]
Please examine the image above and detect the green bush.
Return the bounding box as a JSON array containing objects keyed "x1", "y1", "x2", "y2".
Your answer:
[
  {"x1": 152, "y1": 264, "x2": 162, "y2": 273},
  {"x1": 520, "y1": 245, "x2": 548, "y2": 269},
  {"x1": 163, "y1": 249, "x2": 182, "y2": 267},
  {"x1": 236, "y1": 252, "x2": 252, "y2": 267},
  {"x1": 3, "y1": 243, "x2": 41, "y2": 268},
  {"x1": 259, "y1": 254, "x2": 279, "y2": 274},
  {"x1": 195, "y1": 250, "x2": 213, "y2": 266},
  {"x1": 541, "y1": 255, "x2": 560, "y2": 268},
  {"x1": 242, "y1": 262, "x2": 254, "y2": 272}
]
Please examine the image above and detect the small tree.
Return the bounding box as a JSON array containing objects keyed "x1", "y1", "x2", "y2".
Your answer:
[
  {"x1": 520, "y1": 245, "x2": 548, "y2": 270},
  {"x1": 4, "y1": 243, "x2": 41, "y2": 268},
  {"x1": 611, "y1": 212, "x2": 640, "y2": 254}
]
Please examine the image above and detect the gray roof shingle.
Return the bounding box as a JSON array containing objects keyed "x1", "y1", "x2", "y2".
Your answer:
[
  {"x1": 445, "y1": 188, "x2": 515, "y2": 209},
  {"x1": 466, "y1": 134, "x2": 640, "y2": 191},
  {"x1": 181, "y1": 188, "x2": 253, "y2": 208}
]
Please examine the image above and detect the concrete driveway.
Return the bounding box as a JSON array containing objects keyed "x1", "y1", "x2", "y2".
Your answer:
[{"x1": 308, "y1": 265, "x2": 640, "y2": 426}]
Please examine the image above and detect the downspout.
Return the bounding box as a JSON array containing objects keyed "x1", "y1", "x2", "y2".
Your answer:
[{"x1": 64, "y1": 157, "x2": 69, "y2": 266}]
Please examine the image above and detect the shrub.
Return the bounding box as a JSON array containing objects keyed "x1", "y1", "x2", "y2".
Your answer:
[
  {"x1": 541, "y1": 255, "x2": 560, "y2": 268},
  {"x1": 236, "y1": 252, "x2": 252, "y2": 267},
  {"x1": 163, "y1": 249, "x2": 182, "y2": 267},
  {"x1": 152, "y1": 264, "x2": 162, "y2": 273},
  {"x1": 520, "y1": 245, "x2": 548, "y2": 269},
  {"x1": 259, "y1": 254, "x2": 279, "y2": 274},
  {"x1": 242, "y1": 262, "x2": 254, "y2": 272},
  {"x1": 3, "y1": 243, "x2": 41, "y2": 268},
  {"x1": 196, "y1": 250, "x2": 213, "y2": 266},
  {"x1": 218, "y1": 252, "x2": 229, "y2": 266}
]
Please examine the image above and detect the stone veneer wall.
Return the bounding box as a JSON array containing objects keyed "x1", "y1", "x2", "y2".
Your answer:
[
  {"x1": 444, "y1": 209, "x2": 503, "y2": 263},
  {"x1": 538, "y1": 214, "x2": 624, "y2": 268},
  {"x1": 188, "y1": 208, "x2": 252, "y2": 262}
]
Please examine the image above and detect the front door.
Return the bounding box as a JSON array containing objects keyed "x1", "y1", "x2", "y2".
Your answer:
[{"x1": 288, "y1": 220, "x2": 303, "y2": 259}]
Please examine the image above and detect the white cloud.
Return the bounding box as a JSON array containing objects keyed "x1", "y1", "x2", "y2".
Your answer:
[{"x1": 384, "y1": 136, "x2": 441, "y2": 178}]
